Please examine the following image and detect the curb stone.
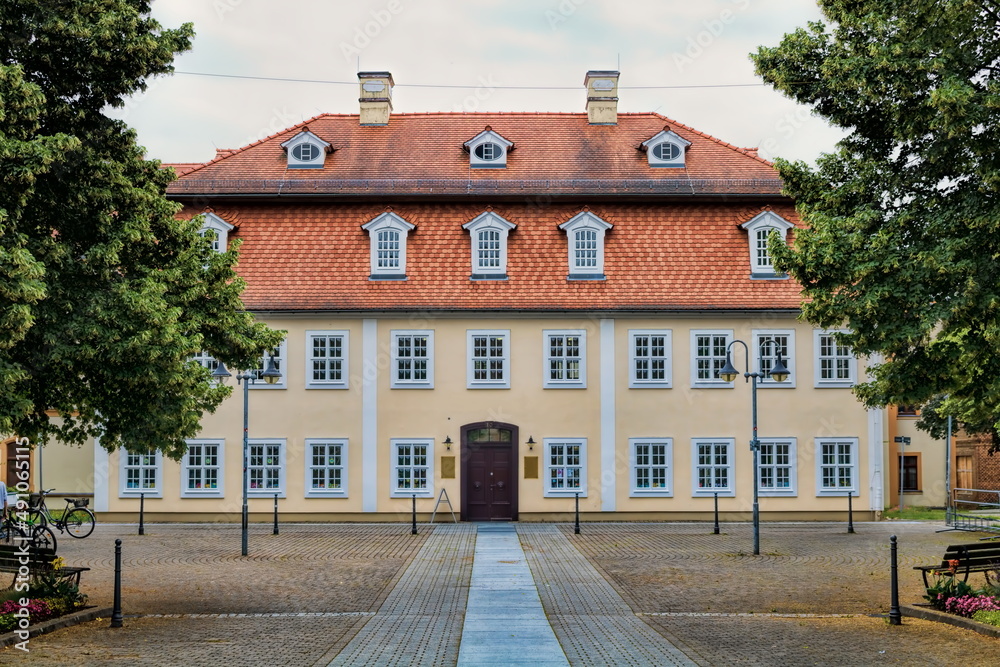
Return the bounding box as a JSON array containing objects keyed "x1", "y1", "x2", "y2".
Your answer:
[
  {"x1": 0, "y1": 606, "x2": 113, "y2": 649},
  {"x1": 901, "y1": 604, "x2": 1000, "y2": 639}
]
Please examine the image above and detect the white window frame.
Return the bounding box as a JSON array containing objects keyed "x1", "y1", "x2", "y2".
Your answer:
[
  {"x1": 391, "y1": 439, "x2": 434, "y2": 498},
  {"x1": 391, "y1": 330, "x2": 434, "y2": 389},
  {"x1": 630, "y1": 438, "x2": 673, "y2": 497},
  {"x1": 640, "y1": 129, "x2": 691, "y2": 168},
  {"x1": 751, "y1": 329, "x2": 796, "y2": 387},
  {"x1": 198, "y1": 213, "x2": 234, "y2": 253},
  {"x1": 467, "y1": 329, "x2": 510, "y2": 389},
  {"x1": 543, "y1": 329, "x2": 586, "y2": 388},
  {"x1": 690, "y1": 329, "x2": 734, "y2": 388},
  {"x1": 757, "y1": 438, "x2": 797, "y2": 497},
  {"x1": 305, "y1": 439, "x2": 349, "y2": 498},
  {"x1": 119, "y1": 449, "x2": 163, "y2": 498},
  {"x1": 629, "y1": 329, "x2": 672, "y2": 388},
  {"x1": 544, "y1": 438, "x2": 587, "y2": 497},
  {"x1": 813, "y1": 329, "x2": 856, "y2": 388},
  {"x1": 740, "y1": 211, "x2": 794, "y2": 277},
  {"x1": 181, "y1": 440, "x2": 224, "y2": 498},
  {"x1": 361, "y1": 212, "x2": 415, "y2": 279},
  {"x1": 462, "y1": 212, "x2": 516, "y2": 279},
  {"x1": 691, "y1": 438, "x2": 735, "y2": 497},
  {"x1": 247, "y1": 438, "x2": 286, "y2": 498},
  {"x1": 558, "y1": 212, "x2": 612, "y2": 279},
  {"x1": 305, "y1": 330, "x2": 348, "y2": 389},
  {"x1": 463, "y1": 129, "x2": 513, "y2": 169},
  {"x1": 280, "y1": 130, "x2": 330, "y2": 169},
  {"x1": 249, "y1": 339, "x2": 287, "y2": 389},
  {"x1": 816, "y1": 437, "x2": 859, "y2": 496}
]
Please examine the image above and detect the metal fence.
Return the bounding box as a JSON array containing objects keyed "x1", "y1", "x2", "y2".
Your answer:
[{"x1": 947, "y1": 488, "x2": 1000, "y2": 534}]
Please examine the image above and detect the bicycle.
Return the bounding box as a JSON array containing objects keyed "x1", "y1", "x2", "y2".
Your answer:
[
  {"x1": 0, "y1": 509, "x2": 58, "y2": 551},
  {"x1": 26, "y1": 489, "x2": 96, "y2": 539}
]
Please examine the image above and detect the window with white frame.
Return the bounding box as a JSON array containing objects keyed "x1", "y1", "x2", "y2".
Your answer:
[
  {"x1": 740, "y1": 211, "x2": 794, "y2": 277},
  {"x1": 182, "y1": 440, "x2": 223, "y2": 497},
  {"x1": 630, "y1": 439, "x2": 673, "y2": 497},
  {"x1": 558, "y1": 212, "x2": 612, "y2": 279},
  {"x1": 119, "y1": 449, "x2": 162, "y2": 498},
  {"x1": 197, "y1": 212, "x2": 234, "y2": 254},
  {"x1": 305, "y1": 439, "x2": 348, "y2": 497},
  {"x1": 752, "y1": 330, "x2": 796, "y2": 387},
  {"x1": 629, "y1": 330, "x2": 671, "y2": 388},
  {"x1": 545, "y1": 439, "x2": 586, "y2": 497},
  {"x1": 361, "y1": 212, "x2": 415, "y2": 279},
  {"x1": 757, "y1": 439, "x2": 797, "y2": 496},
  {"x1": 692, "y1": 439, "x2": 735, "y2": 496},
  {"x1": 280, "y1": 130, "x2": 330, "y2": 169},
  {"x1": 391, "y1": 330, "x2": 434, "y2": 388},
  {"x1": 247, "y1": 439, "x2": 285, "y2": 497},
  {"x1": 462, "y1": 212, "x2": 516, "y2": 279},
  {"x1": 690, "y1": 330, "x2": 733, "y2": 388},
  {"x1": 814, "y1": 329, "x2": 856, "y2": 388},
  {"x1": 391, "y1": 439, "x2": 433, "y2": 497},
  {"x1": 640, "y1": 129, "x2": 691, "y2": 168},
  {"x1": 463, "y1": 128, "x2": 513, "y2": 169},
  {"x1": 249, "y1": 340, "x2": 287, "y2": 389},
  {"x1": 544, "y1": 330, "x2": 586, "y2": 388},
  {"x1": 191, "y1": 349, "x2": 220, "y2": 374},
  {"x1": 816, "y1": 438, "x2": 858, "y2": 495},
  {"x1": 467, "y1": 329, "x2": 510, "y2": 388},
  {"x1": 306, "y1": 331, "x2": 348, "y2": 389}
]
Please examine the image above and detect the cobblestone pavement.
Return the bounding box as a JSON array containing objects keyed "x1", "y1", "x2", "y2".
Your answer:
[{"x1": 1, "y1": 521, "x2": 998, "y2": 665}]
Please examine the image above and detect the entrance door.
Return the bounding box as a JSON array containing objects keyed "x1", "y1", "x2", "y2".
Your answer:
[{"x1": 461, "y1": 422, "x2": 518, "y2": 521}]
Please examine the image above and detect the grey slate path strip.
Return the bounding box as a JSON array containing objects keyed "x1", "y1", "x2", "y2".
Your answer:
[
  {"x1": 457, "y1": 523, "x2": 569, "y2": 666},
  {"x1": 517, "y1": 524, "x2": 697, "y2": 667},
  {"x1": 326, "y1": 524, "x2": 476, "y2": 667}
]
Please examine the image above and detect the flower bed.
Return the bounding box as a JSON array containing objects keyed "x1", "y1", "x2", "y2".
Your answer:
[
  {"x1": 0, "y1": 562, "x2": 88, "y2": 633},
  {"x1": 923, "y1": 560, "x2": 1000, "y2": 627}
]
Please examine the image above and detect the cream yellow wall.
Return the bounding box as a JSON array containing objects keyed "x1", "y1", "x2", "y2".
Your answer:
[{"x1": 894, "y1": 417, "x2": 948, "y2": 507}]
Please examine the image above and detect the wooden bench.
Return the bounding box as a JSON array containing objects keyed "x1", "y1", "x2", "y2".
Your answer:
[
  {"x1": 0, "y1": 544, "x2": 89, "y2": 589},
  {"x1": 913, "y1": 542, "x2": 1000, "y2": 588}
]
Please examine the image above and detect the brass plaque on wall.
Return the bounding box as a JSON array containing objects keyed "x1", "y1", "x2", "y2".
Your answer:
[
  {"x1": 441, "y1": 456, "x2": 456, "y2": 479},
  {"x1": 523, "y1": 456, "x2": 539, "y2": 479}
]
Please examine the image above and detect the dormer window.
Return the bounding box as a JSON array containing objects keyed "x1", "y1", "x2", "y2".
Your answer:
[
  {"x1": 280, "y1": 130, "x2": 331, "y2": 169},
  {"x1": 640, "y1": 128, "x2": 691, "y2": 168},
  {"x1": 361, "y1": 212, "x2": 415, "y2": 280},
  {"x1": 462, "y1": 211, "x2": 516, "y2": 280},
  {"x1": 198, "y1": 212, "x2": 234, "y2": 253},
  {"x1": 740, "y1": 211, "x2": 794, "y2": 278},
  {"x1": 559, "y1": 211, "x2": 612, "y2": 280},
  {"x1": 464, "y1": 127, "x2": 513, "y2": 169}
]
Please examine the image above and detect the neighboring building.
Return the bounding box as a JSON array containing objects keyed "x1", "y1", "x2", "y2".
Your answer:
[{"x1": 15, "y1": 71, "x2": 953, "y2": 521}]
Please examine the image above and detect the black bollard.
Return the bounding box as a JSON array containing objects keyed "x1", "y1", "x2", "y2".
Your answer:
[
  {"x1": 574, "y1": 492, "x2": 580, "y2": 535},
  {"x1": 889, "y1": 535, "x2": 901, "y2": 625},
  {"x1": 847, "y1": 492, "x2": 855, "y2": 534},
  {"x1": 411, "y1": 494, "x2": 417, "y2": 535},
  {"x1": 713, "y1": 492, "x2": 720, "y2": 535},
  {"x1": 273, "y1": 493, "x2": 279, "y2": 536},
  {"x1": 138, "y1": 493, "x2": 145, "y2": 536},
  {"x1": 111, "y1": 539, "x2": 123, "y2": 628}
]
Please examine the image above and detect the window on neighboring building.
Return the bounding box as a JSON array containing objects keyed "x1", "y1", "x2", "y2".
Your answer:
[
  {"x1": 391, "y1": 439, "x2": 433, "y2": 497},
  {"x1": 817, "y1": 438, "x2": 858, "y2": 495},
  {"x1": 120, "y1": 449, "x2": 162, "y2": 498},
  {"x1": 305, "y1": 440, "x2": 348, "y2": 497},
  {"x1": 629, "y1": 330, "x2": 671, "y2": 388},
  {"x1": 361, "y1": 212, "x2": 415, "y2": 280},
  {"x1": 740, "y1": 211, "x2": 794, "y2": 277},
  {"x1": 691, "y1": 330, "x2": 733, "y2": 388},
  {"x1": 752, "y1": 330, "x2": 796, "y2": 387},
  {"x1": 900, "y1": 454, "x2": 920, "y2": 492},
  {"x1": 182, "y1": 440, "x2": 223, "y2": 497},
  {"x1": 468, "y1": 330, "x2": 510, "y2": 388},
  {"x1": 692, "y1": 439, "x2": 735, "y2": 496},
  {"x1": 896, "y1": 405, "x2": 920, "y2": 417},
  {"x1": 249, "y1": 341, "x2": 287, "y2": 389},
  {"x1": 544, "y1": 330, "x2": 586, "y2": 388},
  {"x1": 462, "y1": 212, "x2": 515, "y2": 279},
  {"x1": 814, "y1": 330, "x2": 855, "y2": 387},
  {"x1": 391, "y1": 330, "x2": 434, "y2": 388},
  {"x1": 306, "y1": 331, "x2": 348, "y2": 389},
  {"x1": 248, "y1": 440, "x2": 285, "y2": 496},
  {"x1": 544, "y1": 439, "x2": 586, "y2": 497},
  {"x1": 558, "y1": 212, "x2": 612, "y2": 279},
  {"x1": 630, "y1": 439, "x2": 672, "y2": 497},
  {"x1": 758, "y1": 439, "x2": 796, "y2": 496}
]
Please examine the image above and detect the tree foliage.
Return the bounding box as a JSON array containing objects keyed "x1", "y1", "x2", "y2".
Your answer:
[
  {"x1": 0, "y1": 1, "x2": 283, "y2": 459},
  {"x1": 752, "y1": 1, "x2": 1000, "y2": 451}
]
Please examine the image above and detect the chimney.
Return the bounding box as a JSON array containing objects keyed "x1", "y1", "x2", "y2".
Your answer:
[
  {"x1": 358, "y1": 71, "x2": 394, "y2": 126},
  {"x1": 584, "y1": 70, "x2": 619, "y2": 125}
]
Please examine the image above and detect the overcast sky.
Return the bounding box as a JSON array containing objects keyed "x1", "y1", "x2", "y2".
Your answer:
[{"x1": 116, "y1": 0, "x2": 843, "y2": 165}]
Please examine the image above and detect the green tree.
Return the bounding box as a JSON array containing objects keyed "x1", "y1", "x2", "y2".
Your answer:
[
  {"x1": 752, "y1": 1, "x2": 1000, "y2": 451},
  {"x1": 0, "y1": 1, "x2": 283, "y2": 459}
]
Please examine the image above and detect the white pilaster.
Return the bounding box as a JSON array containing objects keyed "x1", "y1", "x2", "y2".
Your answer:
[
  {"x1": 93, "y1": 438, "x2": 110, "y2": 513},
  {"x1": 867, "y1": 406, "x2": 884, "y2": 511},
  {"x1": 600, "y1": 318, "x2": 616, "y2": 512},
  {"x1": 362, "y1": 318, "x2": 379, "y2": 512}
]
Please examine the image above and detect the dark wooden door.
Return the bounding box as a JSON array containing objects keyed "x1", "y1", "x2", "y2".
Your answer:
[{"x1": 461, "y1": 423, "x2": 518, "y2": 521}]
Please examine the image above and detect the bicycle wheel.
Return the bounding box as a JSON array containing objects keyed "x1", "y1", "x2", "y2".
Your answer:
[
  {"x1": 28, "y1": 525, "x2": 57, "y2": 552},
  {"x1": 63, "y1": 508, "x2": 95, "y2": 538}
]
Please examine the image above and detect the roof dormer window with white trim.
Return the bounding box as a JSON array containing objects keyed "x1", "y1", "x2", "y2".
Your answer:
[
  {"x1": 361, "y1": 212, "x2": 415, "y2": 280},
  {"x1": 640, "y1": 128, "x2": 691, "y2": 168},
  {"x1": 740, "y1": 211, "x2": 794, "y2": 279},
  {"x1": 464, "y1": 127, "x2": 513, "y2": 169},
  {"x1": 559, "y1": 211, "x2": 612, "y2": 280},
  {"x1": 280, "y1": 130, "x2": 331, "y2": 169},
  {"x1": 198, "y1": 212, "x2": 234, "y2": 253},
  {"x1": 462, "y1": 211, "x2": 515, "y2": 280}
]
